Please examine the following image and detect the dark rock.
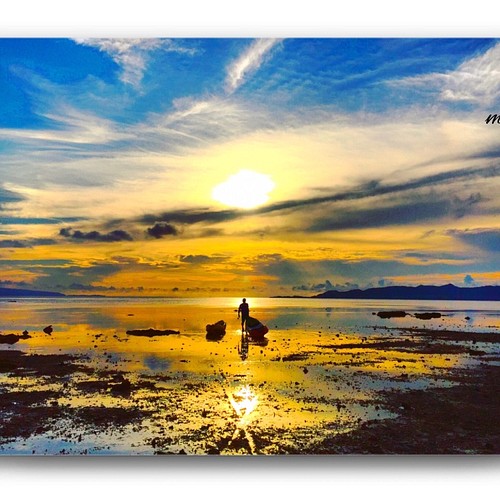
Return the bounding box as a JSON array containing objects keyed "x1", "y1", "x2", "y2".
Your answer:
[
  {"x1": 206, "y1": 320, "x2": 226, "y2": 341},
  {"x1": 415, "y1": 312, "x2": 442, "y2": 320},
  {"x1": 377, "y1": 311, "x2": 407, "y2": 319},
  {"x1": 43, "y1": 325, "x2": 53, "y2": 335},
  {"x1": 0, "y1": 334, "x2": 21, "y2": 344},
  {"x1": 111, "y1": 379, "x2": 132, "y2": 396},
  {"x1": 126, "y1": 328, "x2": 179, "y2": 337},
  {"x1": 0, "y1": 332, "x2": 31, "y2": 344}
]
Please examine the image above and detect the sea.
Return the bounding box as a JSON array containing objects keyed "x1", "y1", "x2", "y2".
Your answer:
[
  {"x1": 1, "y1": 296, "x2": 499, "y2": 337},
  {"x1": 0, "y1": 297, "x2": 499, "y2": 455}
]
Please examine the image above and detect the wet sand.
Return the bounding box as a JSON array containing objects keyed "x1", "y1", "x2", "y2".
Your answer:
[{"x1": 0, "y1": 299, "x2": 499, "y2": 455}]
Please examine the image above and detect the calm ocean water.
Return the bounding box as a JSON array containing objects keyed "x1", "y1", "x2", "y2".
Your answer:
[
  {"x1": 1, "y1": 296, "x2": 499, "y2": 336},
  {"x1": 1, "y1": 296, "x2": 499, "y2": 455}
]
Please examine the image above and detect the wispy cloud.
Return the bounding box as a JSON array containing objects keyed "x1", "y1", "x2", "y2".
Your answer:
[
  {"x1": 225, "y1": 39, "x2": 280, "y2": 93},
  {"x1": 0, "y1": 105, "x2": 129, "y2": 146},
  {"x1": 392, "y1": 42, "x2": 500, "y2": 105},
  {"x1": 0, "y1": 238, "x2": 56, "y2": 248},
  {"x1": 0, "y1": 186, "x2": 25, "y2": 207},
  {"x1": 74, "y1": 38, "x2": 197, "y2": 88}
]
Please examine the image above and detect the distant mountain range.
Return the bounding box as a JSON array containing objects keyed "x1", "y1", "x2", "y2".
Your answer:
[
  {"x1": 313, "y1": 284, "x2": 500, "y2": 301},
  {"x1": 2, "y1": 284, "x2": 499, "y2": 301},
  {"x1": 0, "y1": 287, "x2": 66, "y2": 298}
]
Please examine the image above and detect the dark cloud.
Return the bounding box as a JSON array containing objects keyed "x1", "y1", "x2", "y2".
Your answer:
[
  {"x1": 255, "y1": 255, "x2": 498, "y2": 289},
  {"x1": 183, "y1": 287, "x2": 230, "y2": 293},
  {"x1": 179, "y1": 254, "x2": 226, "y2": 264},
  {"x1": 0, "y1": 240, "x2": 25, "y2": 248},
  {"x1": 2, "y1": 217, "x2": 83, "y2": 225},
  {"x1": 146, "y1": 222, "x2": 178, "y2": 239},
  {"x1": 259, "y1": 165, "x2": 496, "y2": 217},
  {"x1": 403, "y1": 251, "x2": 470, "y2": 262},
  {"x1": 254, "y1": 255, "x2": 307, "y2": 285},
  {"x1": 68, "y1": 283, "x2": 117, "y2": 292},
  {"x1": 60, "y1": 228, "x2": 133, "y2": 242},
  {"x1": 7, "y1": 257, "x2": 180, "y2": 292},
  {"x1": 66, "y1": 283, "x2": 148, "y2": 294},
  {"x1": 448, "y1": 228, "x2": 500, "y2": 252},
  {"x1": 0, "y1": 258, "x2": 71, "y2": 266},
  {"x1": 307, "y1": 193, "x2": 483, "y2": 232},
  {"x1": 0, "y1": 280, "x2": 31, "y2": 288},
  {"x1": 292, "y1": 279, "x2": 334, "y2": 292},
  {"x1": 0, "y1": 238, "x2": 57, "y2": 248},
  {"x1": 0, "y1": 187, "x2": 24, "y2": 207},
  {"x1": 140, "y1": 209, "x2": 237, "y2": 226}
]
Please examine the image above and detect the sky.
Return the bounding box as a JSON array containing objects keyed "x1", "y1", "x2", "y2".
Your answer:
[{"x1": 0, "y1": 37, "x2": 499, "y2": 296}]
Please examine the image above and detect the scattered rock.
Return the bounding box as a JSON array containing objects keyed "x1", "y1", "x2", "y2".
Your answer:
[
  {"x1": 206, "y1": 320, "x2": 226, "y2": 341},
  {"x1": 110, "y1": 379, "x2": 132, "y2": 396},
  {"x1": 377, "y1": 311, "x2": 407, "y2": 319},
  {"x1": 126, "y1": 328, "x2": 179, "y2": 337},
  {"x1": 0, "y1": 332, "x2": 31, "y2": 344},
  {"x1": 414, "y1": 312, "x2": 442, "y2": 320},
  {"x1": 43, "y1": 325, "x2": 53, "y2": 335}
]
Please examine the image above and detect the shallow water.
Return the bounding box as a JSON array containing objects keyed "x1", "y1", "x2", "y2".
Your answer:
[{"x1": 1, "y1": 297, "x2": 499, "y2": 454}]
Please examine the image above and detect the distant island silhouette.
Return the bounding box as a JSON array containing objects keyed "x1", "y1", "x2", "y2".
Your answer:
[
  {"x1": 312, "y1": 284, "x2": 499, "y2": 301},
  {"x1": 0, "y1": 287, "x2": 65, "y2": 298},
  {"x1": 0, "y1": 287, "x2": 104, "y2": 298}
]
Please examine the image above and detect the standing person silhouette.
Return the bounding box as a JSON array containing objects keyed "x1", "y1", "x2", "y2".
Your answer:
[{"x1": 238, "y1": 298, "x2": 250, "y2": 333}]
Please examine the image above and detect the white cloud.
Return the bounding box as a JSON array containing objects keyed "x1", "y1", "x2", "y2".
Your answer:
[
  {"x1": 74, "y1": 38, "x2": 197, "y2": 87},
  {"x1": 0, "y1": 105, "x2": 130, "y2": 145},
  {"x1": 393, "y1": 42, "x2": 500, "y2": 105},
  {"x1": 225, "y1": 38, "x2": 280, "y2": 93}
]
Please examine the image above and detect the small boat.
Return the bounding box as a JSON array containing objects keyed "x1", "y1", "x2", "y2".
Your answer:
[
  {"x1": 246, "y1": 316, "x2": 269, "y2": 339},
  {"x1": 206, "y1": 320, "x2": 226, "y2": 340}
]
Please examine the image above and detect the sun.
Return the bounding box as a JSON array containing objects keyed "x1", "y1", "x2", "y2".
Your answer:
[{"x1": 211, "y1": 169, "x2": 275, "y2": 209}]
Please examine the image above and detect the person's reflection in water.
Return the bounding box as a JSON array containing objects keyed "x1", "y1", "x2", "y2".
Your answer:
[
  {"x1": 238, "y1": 333, "x2": 269, "y2": 360},
  {"x1": 238, "y1": 332, "x2": 249, "y2": 360}
]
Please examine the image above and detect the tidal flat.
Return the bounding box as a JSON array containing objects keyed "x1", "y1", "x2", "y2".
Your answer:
[{"x1": 1, "y1": 297, "x2": 499, "y2": 455}]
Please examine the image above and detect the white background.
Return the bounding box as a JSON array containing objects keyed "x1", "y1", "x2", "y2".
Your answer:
[{"x1": 1, "y1": 1, "x2": 499, "y2": 498}]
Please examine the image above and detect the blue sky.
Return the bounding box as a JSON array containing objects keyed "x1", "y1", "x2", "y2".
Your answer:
[
  {"x1": 0, "y1": 38, "x2": 499, "y2": 295},
  {"x1": 1, "y1": 38, "x2": 497, "y2": 127}
]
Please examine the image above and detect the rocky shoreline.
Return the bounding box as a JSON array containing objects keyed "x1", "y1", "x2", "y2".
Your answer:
[{"x1": 1, "y1": 321, "x2": 499, "y2": 455}]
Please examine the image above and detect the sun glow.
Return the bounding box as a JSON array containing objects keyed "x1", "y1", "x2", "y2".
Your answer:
[{"x1": 212, "y1": 169, "x2": 275, "y2": 209}]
